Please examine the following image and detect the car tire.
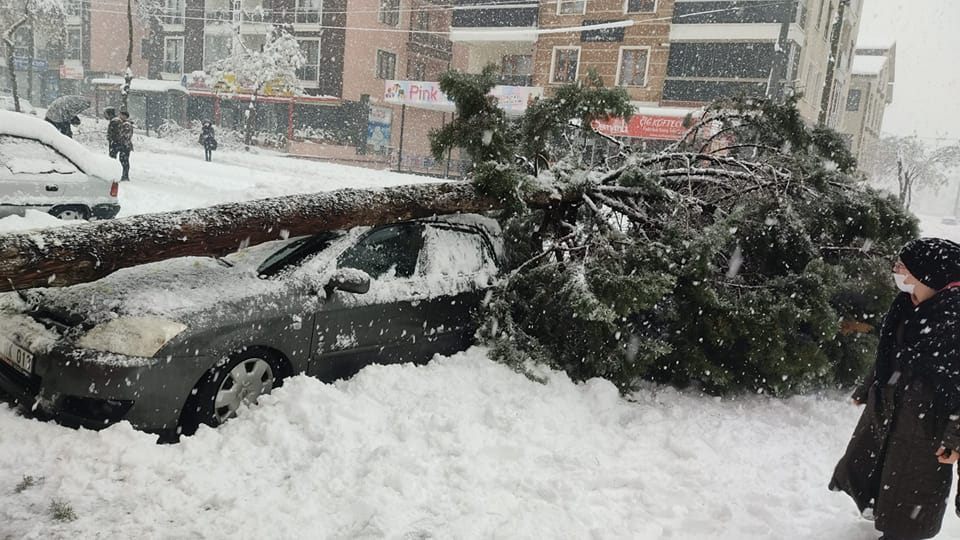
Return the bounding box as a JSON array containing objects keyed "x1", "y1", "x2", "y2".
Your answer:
[
  {"x1": 178, "y1": 349, "x2": 285, "y2": 436},
  {"x1": 50, "y1": 205, "x2": 89, "y2": 220}
]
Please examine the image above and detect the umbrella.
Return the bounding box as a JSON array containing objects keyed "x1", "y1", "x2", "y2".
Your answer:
[{"x1": 45, "y1": 95, "x2": 91, "y2": 123}]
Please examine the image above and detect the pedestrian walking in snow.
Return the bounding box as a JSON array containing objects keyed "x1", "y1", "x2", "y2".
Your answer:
[
  {"x1": 830, "y1": 237, "x2": 960, "y2": 540},
  {"x1": 116, "y1": 111, "x2": 134, "y2": 182},
  {"x1": 105, "y1": 107, "x2": 121, "y2": 157},
  {"x1": 199, "y1": 121, "x2": 218, "y2": 162}
]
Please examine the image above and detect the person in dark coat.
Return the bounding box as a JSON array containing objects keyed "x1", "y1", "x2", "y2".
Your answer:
[
  {"x1": 104, "y1": 107, "x2": 121, "y2": 157},
  {"x1": 199, "y1": 121, "x2": 217, "y2": 162},
  {"x1": 830, "y1": 237, "x2": 960, "y2": 540},
  {"x1": 116, "y1": 111, "x2": 134, "y2": 182},
  {"x1": 46, "y1": 115, "x2": 79, "y2": 138}
]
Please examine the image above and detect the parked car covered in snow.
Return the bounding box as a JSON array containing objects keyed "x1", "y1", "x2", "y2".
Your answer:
[
  {"x1": 0, "y1": 94, "x2": 36, "y2": 115},
  {"x1": 0, "y1": 110, "x2": 120, "y2": 220},
  {"x1": 0, "y1": 215, "x2": 501, "y2": 436}
]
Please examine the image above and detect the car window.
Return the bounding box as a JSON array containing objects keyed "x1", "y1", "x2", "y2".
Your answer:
[
  {"x1": 0, "y1": 135, "x2": 80, "y2": 178},
  {"x1": 419, "y1": 225, "x2": 498, "y2": 278},
  {"x1": 337, "y1": 223, "x2": 423, "y2": 279},
  {"x1": 257, "y1": 232, "x2": 340, "y2": 278}
]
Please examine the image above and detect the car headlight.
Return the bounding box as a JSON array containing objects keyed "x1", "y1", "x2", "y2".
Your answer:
[{"x1": 77, "y1": 316, "x2": 187, "y2": 357}]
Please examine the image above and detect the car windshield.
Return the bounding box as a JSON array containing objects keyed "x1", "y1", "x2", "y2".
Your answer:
[
  {"x1": 0, "y1": 135, "x2": 79, "y2": 177},
  {"x1": 256, "y1": 231, "x2": 341, "y2": 278}
]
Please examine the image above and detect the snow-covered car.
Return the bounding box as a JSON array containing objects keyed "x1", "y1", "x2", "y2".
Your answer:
[
  {"x1": 0, "y1": 95, "x2": 36, "y2": 115},
  {"x1": 0, "y1": 110, "x2": 120, "y2": 220},
  {"x1": 0, "y1": 215, "x2": 501, "y2": 437}
]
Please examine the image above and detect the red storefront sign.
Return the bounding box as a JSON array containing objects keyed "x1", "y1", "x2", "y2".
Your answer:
[{"x1": 591, "y1": 113, "x2": 689, "y2": 140}]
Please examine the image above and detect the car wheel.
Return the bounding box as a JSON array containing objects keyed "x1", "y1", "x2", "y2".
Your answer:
[
  {"x1": 179, "y1": 349, "x2": 285, "y2": 435},
  {"x1": 50, "y1": 205, "x2": 89, "y2": 220}
]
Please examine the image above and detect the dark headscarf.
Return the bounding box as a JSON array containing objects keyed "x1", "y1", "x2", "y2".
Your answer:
[{"x1": 899, "y1": 237, "x2": 960, "y2": 290}]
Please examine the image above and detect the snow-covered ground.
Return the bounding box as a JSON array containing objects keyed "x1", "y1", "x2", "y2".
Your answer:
[{"x1": 2, "y1": 133, "x2": 959, "y2": 538}]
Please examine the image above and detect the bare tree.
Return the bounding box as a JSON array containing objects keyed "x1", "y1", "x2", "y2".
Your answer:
[
  {"x1": 869, "y1": 135, "x2": 960, "y2": 209},
  {"x1": 1, "y1": 0, "x2": 62, "y2": 111}
]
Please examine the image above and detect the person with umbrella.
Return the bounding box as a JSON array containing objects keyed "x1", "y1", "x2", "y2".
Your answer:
[{"x1": 45, "y1": 95, "x2": 90, "y2": 139}]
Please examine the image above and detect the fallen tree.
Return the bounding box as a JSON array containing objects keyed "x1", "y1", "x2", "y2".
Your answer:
[{"x1": 0, "y1": 182, "x2": 541, "y2": 292}]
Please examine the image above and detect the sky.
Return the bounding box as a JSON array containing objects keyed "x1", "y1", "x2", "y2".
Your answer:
[{"x1": 857, "y1": 0, "x2": 960, "y2": 145}]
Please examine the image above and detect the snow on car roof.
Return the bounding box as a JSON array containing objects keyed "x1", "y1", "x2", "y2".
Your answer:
[{"x1": 0, "y1": 110, "x2": 121, "y2": 181}]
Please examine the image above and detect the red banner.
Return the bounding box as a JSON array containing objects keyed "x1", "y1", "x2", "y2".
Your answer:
[{"x1": 591, "y1": 113, "x2": 689, "y2": 140}]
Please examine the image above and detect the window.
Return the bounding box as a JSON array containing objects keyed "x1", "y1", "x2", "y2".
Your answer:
[
  {"x1": 420, "y1": 226, "x2": 497, "y2": 278},
  {"x1": 65, "y1": 28, "x2": 82, "y2": 61},
  {"x1": 297, "y1": 39, "x2": 320, "y2": 82},
  {"x1": 550, "y1": 47, "x2": 580, "y2": 84},
  {"x1": 163, "y1": 37, "x2": 184, "y2": 74},
  {"x1": 558, "y1": 0, "x2": 586, "y2": 15},
  {"x1": 376, "y1": 50, "x2": 396, "y2": 80},
  {"x1": 162, "y1": 0, "x2": 184, "y2": 25},
  {"x1": 338, "y1": 224, "x2": 424, "y2": 279},
  {"x1": 13, "y1": 28, "x2": 31, "y2": 58},
  {"x1": 295, "y1": 0, "x2": 322, "y2": 24},
  {"x1": 0, "y1": 136, "x2": 79, "y2": 180},
  {"x1": 624, "y1": 0, "x2": 655, "y2": 13},
  {"x1": 203, "y1": 34, "x2": 231, "y2": 70},
  {"x1": 617, "y1": 47, "x2": 649, "y2": 86},
  {"x1": 414, "y1": 11, "x2": 430, "y2": 31},
  {"x1": 500, "y1": 54, "x2": 532, "y2": 86},
  {"x1": 379, "y1": 0, "x2": 400, "y2": 26}
]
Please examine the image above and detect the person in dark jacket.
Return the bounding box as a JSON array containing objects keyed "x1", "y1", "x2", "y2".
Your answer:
[
  {"x1": 105, "y1": 107, "x2": 121, "y2": 157},
  {"x1": 199, "y1": 121, "x2": 217, "y2": 162},
  {"x1": 830, "y1": 237, "x2": 960, "y2": 540},
  {"x1": 47, "y1": 115, "x2": 80, "y2": 138},
  {"x1": 116, "y1": 111, "x2": 134, "y2": 182}
]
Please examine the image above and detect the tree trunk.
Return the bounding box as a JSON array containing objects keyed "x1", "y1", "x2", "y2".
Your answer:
[
  {"x1": 121, "y1": 0, "x2": 133, "y2": 112},
  {"x1": 2, "y1": 16, "x2": 29, "y2": 113},
  {"x1": 0, "y1": 182, "x2": 564, "y2": 293}
]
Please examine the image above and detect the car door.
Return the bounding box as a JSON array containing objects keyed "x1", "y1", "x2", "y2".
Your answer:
[
  {"x1": 0, "y1": 135, "x2": 84, "y2": 212},
  {"x1": 416, "y1": 223, "x2": 500, "y2": 359},
  {"x1": 310, "y1": 223, "x2": 430, "y2": 382}
]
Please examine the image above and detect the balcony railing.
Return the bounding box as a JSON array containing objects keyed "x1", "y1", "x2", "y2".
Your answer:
[
  {"x1": 294, "y1": 8, "x2": 321, "y2": 24},
  {"x1": 296, "y1": 65, "x2": 319, "y2": 82},
  {"x1": 498, "y1": 74, "x2": 532, "y2": 86},
  {"x1": 451, "y1": 0, "x2": 538, "y2": 28},
  {"x1": 203, "y1": 8, "x2": 269, "y2": 24},
  {"x1": 409, "y1": 31, "x2": 453, "y2": 55},
  {"x1": 161, "y1": 8, "x2": 184, "y2": 25}
]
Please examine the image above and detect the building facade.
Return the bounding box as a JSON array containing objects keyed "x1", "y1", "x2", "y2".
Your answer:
[{"x1": 839, "y1": 43, "x2": 896, "y2": 169}]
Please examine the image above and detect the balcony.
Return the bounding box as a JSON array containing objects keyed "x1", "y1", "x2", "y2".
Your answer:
[
  {"x1": 161, "y1": 6, "x2": 184, "y2": 25},
  {"x1": 408, "y1": 31, "x2": 453, "y2": 61},
  {"x1": 450, "y1": 0, "x2": 538, "y2": 42}
]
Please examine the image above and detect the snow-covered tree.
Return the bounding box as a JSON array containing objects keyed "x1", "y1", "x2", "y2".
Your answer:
[
  {"x1": 868, "y1": 135, "x2": 960, "y2": 209},
  {"x1": 432, "y1": 73, "x2": 918, "y2": 395},
  {"x1": 214, "y1": 26, "x2": 305, "y2": 145},
  {"x1": 1, "y1": 0, "x2": 63, "y2": 111}
]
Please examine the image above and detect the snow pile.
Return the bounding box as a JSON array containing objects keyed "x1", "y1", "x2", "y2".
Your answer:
[
  {"x1": 0, "y1": 210, "x2": 72, "y2": 232},
  {"x1": 0, "y1": 111, "x2": 121, "y2": 181},
  {"x1": 2, "y1": 347, "x2": 954, "y2": 538},
  {"x1": 0, "y1": 312, "x2": 59, "y2": 353}
]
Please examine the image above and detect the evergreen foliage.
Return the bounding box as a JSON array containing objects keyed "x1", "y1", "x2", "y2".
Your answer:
[{"x1": 431, "y1": 72, "x2": 918, "y2": 395}]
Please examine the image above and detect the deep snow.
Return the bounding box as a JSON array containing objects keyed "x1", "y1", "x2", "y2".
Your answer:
[{"x1": 1, "y1": 131, "x2": 959, "y2": 538}]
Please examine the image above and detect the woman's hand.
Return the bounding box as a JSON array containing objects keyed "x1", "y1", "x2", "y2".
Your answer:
[{"x1": 936, "y1": 447, "x2": 960, "y2": 465}]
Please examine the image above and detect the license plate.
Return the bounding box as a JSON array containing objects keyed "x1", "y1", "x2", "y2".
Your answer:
[{"x1": 0, "y1": 335, "x2": 33, "y2": 375}]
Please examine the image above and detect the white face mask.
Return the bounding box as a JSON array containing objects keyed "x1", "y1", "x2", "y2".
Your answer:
[{"x1": 893, "y1": 273, "x2": 916, "y2": 294}]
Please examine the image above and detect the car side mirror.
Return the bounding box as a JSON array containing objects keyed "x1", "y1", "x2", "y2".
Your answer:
[{"x1": 324, "y1": 268, "x2": 371, "y2": 296}]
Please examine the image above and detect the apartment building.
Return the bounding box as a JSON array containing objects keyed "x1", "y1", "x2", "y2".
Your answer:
[{"x1": 839, "y1": 43, "x2": 896, "y2": 169}]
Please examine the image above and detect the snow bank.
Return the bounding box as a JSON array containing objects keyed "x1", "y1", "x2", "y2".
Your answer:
[
  {"x1": 3, "y1": 347, "x2": 949, "y2": 538},
  {"x1": 0, "y1": 210, "x2": 74, "y2": 232},
  {"x1": 0, "y1": 110, "x2": 120, "y2": 181}
]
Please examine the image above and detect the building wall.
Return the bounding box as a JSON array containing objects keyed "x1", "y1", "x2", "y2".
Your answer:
[
  {"x1": 87, "y1": 0, "x2": 150, "y2": 77},
  {"x1": 532, "y1": 0, "x2": 675, "y2": 104}
]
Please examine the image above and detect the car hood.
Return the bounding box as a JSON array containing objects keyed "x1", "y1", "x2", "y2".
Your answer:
[{"x1": 16, "y1": 240, "x2": 303, "y2": 327}]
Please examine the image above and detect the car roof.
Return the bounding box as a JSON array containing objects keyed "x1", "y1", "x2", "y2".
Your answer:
[{"x1": 0, "y1": 110, "x2": 120, "y2": 181}]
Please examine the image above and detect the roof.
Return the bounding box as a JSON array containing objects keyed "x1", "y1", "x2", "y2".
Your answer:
[
  {"x1": 851, "y1": 55, "x2": 887, "y2": 76},
  {"x1": 91, "y1": 78, "x2": 188, "y2": 94},
  {"x1": 0, "y1": 110, "x2": 121, "y2": 180}
]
